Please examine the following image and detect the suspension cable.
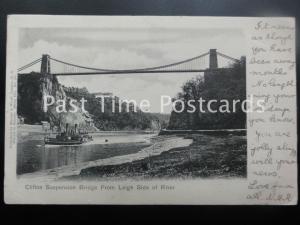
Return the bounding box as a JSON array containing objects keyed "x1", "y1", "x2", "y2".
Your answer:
[
  {"x1": 18, "y1": 58, "x2": 42, "y2": 72},
  {"x1": 17, "y1": 51, "x2": 239, "y2": 74},
  {"x1": 216, "y1": 52, "x2": 240, "y2": 62},
  {"x1": 50, "y1": 52, "x2": 209, "y2": 72}
]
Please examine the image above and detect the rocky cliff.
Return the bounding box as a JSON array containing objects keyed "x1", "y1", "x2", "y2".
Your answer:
[
  {"x1": 168, "y1": 59, "x2": 246, "y2": 130},
  {"x1": 18, "y1": 73, "x2": 166, "y2": 131},
  {"x1": 18, "y1": 72, "x2": 97, "y2": 132}
]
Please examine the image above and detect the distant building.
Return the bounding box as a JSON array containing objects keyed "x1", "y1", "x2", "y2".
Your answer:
[
  {"x1": 63, "y1": 86, "x2": 89, "y2": 97},
  {"x1": 17, "y1": 116, "x2": 24, "y2": 124},
  {"x1": 93, "y1": 92, "x2": 114, "y2": 99},
  {"x1": 41, "y1": 121, "x2": 50, "y2": 131}
]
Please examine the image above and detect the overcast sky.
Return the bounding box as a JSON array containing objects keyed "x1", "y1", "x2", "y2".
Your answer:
[{"x1": 19, "y1": 27, "x2": 245, "y2": 113}]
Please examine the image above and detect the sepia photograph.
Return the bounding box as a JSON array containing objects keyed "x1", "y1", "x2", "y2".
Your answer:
[
  {"x1": 4, "y1": 15, "x2": 297, "y2": 205},
  {"x1": 16, "y1": 26, "x2": 247, "y2": 181},
  {"x1": 1, "y1": 1, "x2": 300, "y2": 223}
]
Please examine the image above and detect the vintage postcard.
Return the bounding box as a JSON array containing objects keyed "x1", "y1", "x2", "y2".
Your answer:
[{"x1": 4, "y1": 15, "x2": 297, "y2": 204}]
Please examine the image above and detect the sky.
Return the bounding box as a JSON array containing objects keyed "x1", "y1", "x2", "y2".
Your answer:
[{"x1": 18, "y1": 27, "x2": 245, "y2": 113}]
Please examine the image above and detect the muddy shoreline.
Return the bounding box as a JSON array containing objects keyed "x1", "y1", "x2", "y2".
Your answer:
[
  {"x1": 18, "y1": 125, "x2": 246, "y2": 181},
  {"x1": 19, "y1": 133, "x2": 193, "y2": 181},
  {"x1": 63, "y1": 133, "x2": 247, "y2": 181}
]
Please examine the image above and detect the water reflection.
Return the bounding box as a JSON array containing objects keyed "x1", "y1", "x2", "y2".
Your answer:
[{"x1": 41, "y1": 146, "x2": 79, "y2": 170}]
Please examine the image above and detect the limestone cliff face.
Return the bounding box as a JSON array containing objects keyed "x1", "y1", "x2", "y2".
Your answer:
[
  {"x1": 18, "y1": 72, "x2": 97, "y2": 131},
  {"x1": 18, "y1": 72, "x2": 45, "y2": 123}
]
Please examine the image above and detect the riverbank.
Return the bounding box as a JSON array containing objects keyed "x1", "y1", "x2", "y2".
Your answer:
[
  {"x1": 19, "y1": 135, "x2": 193, "y2": 181},
  {"x1": 64, "y1": 133, "x2": 246, "y2": 181},
  {"x1": 17, "y1": 124, "x2": 246, "y2": 181}
]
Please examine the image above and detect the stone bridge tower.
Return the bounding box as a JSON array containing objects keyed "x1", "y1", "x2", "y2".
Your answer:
[
  {"x1": 209, "y1": 49, "x2": 218, "y2": 69},
  {"x1": 40, "y1": 54, "x2": 54, "y2": 117},
  {"x1": 41, "y1": 54, "x2": 51, "y2": 74},
  {"x1": 204, "y1": 49, "x2": 219, "y2": 84}
]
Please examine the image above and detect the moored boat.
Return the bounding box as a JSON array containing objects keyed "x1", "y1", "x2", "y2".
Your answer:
[{"x1": 44, "y1": 123, "x2": 93, "y2": 145}]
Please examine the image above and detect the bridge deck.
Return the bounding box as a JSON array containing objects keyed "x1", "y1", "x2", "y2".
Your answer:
[{"x1": 18, "y1": 69, "x2": 228, "y2": 76}]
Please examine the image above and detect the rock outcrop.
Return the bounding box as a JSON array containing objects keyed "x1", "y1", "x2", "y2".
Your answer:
[{"x1": 18, "y1": 72, "x2": 97, "y2": 132}]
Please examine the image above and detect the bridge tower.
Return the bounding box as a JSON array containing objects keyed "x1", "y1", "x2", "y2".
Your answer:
[
  {"x1": 41, "y1": 54, "x2": 51, "y2": 74},
  {"x1": 40, "y1": 54, "x2": 53, "y2": 120},
  {"x1": 209, "y1": 49, "x2": 218, "y2": 69}
]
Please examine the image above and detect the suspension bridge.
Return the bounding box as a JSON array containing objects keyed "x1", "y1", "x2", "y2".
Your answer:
[{"x1": 18, "y1": 49, "x2": 241, "y2": 76}]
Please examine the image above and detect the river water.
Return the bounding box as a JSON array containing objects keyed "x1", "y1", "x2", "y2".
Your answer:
[{"x1": 17, "y1": 132, "x2": 155, "y2": 175}]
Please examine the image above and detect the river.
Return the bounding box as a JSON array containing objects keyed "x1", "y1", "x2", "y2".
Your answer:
[
  {"x1": 17, "y1": 129, "x2": 156, "y2": 175},
  {"x1": 17, "y1": 125, "x2": 246, "y2": 180}
]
